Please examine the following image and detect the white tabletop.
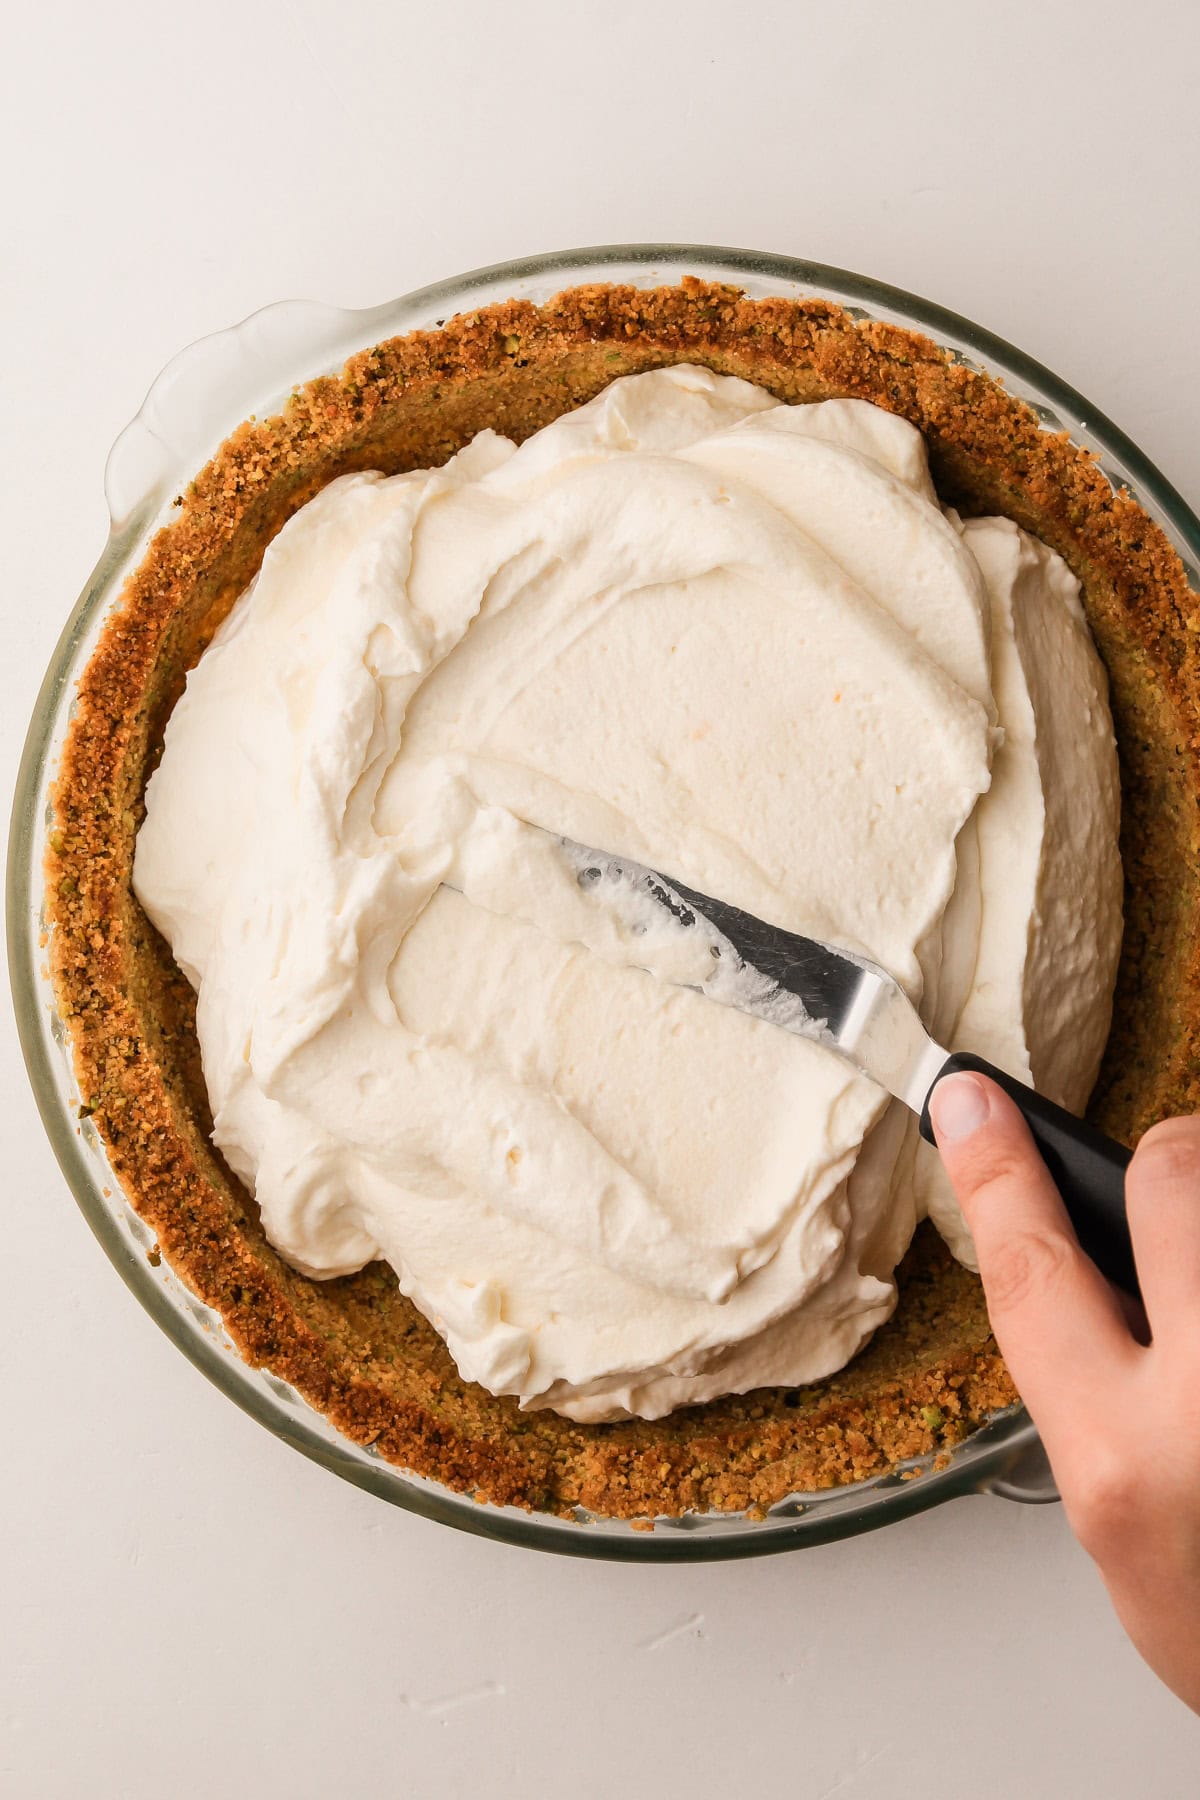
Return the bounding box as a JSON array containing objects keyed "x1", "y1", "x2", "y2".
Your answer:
[{"x1": 4, "y1": 3, "x2": 1198, "y2": 1793}]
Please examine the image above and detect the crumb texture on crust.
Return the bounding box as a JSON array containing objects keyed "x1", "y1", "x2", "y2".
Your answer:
[{"x1": 47, "y1": 279, "x2": 1200, "y2": 1519}]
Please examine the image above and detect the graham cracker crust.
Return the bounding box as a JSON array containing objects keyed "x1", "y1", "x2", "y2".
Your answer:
[{"x1": 45, "y1": 278, "x2": 1200, "y2": 1519}]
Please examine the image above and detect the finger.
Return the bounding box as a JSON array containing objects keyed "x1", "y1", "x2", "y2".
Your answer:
[
  {"x1": 1124, "y1": 1116, "x2": 1200, "y2": 1343},
  {"x1": 929, "y1": 1072, "x2": 1136, "y2": 1431}
]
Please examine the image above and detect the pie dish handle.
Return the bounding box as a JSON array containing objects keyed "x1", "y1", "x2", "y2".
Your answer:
[
  {"x1": 977, "y1": 1432, "x2": 1060, "y2": 1504},
  {"x1": 101, "y1": 297, "x2": 397, "y2": 530}
]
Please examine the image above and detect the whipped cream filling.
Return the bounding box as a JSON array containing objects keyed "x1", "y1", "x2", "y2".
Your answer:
[{"x1": 134, "y1": 366, "x2": 1123, "y2": 1421}]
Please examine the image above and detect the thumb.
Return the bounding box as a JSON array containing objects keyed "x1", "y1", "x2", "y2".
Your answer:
[{"x1": 929, "y1": 1072, "x2": 1133, "y2": 1429}]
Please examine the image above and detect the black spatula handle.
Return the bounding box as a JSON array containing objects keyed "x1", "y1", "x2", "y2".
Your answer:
[{"x1": 918, "y1": 1052, "x2": 1137, "y2": 1298}]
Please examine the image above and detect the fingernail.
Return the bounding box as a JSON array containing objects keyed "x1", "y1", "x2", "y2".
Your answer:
[{"x1": 930, "y1": 1073, "x2": 991, "y2": 1143}]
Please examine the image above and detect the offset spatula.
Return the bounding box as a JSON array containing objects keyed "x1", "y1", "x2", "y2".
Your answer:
[{"x1": 560, "y1": 838, "x2": 1136, "y2": 1297}]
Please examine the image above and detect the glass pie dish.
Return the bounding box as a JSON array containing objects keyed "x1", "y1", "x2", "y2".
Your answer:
[{"x1": 10, "y1": 244, "x2": 1200, "y2": 1561}]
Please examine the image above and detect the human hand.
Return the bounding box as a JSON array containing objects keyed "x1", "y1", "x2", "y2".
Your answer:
[{"x1": 930, "y1": 1073, "x2": 1200, "y2": 1715}]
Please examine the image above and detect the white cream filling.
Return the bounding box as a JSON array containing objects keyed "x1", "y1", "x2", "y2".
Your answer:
[{"x1": 133, "y1": 366, "x2": 1122, "y2": 1421}]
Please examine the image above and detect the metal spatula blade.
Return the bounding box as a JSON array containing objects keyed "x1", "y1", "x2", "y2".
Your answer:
[
  {"x1": 557, "y1": 836, "x2": 949, "y2": 1114},
  {"x1": 558, "y1": 835, "x2": 1138, "y2": 1296}
]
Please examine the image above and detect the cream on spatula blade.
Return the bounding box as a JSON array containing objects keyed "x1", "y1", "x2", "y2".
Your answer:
[{"x1": 555, "y1": 835, "x2": 1137, "y2": 1297}]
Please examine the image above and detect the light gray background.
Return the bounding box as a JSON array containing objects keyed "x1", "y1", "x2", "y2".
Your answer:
[{"x1": 3, "y1": 3, "x2": 1198, "y2": 1794}]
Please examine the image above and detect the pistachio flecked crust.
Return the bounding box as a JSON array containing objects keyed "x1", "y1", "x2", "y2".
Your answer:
[{"x1": 46, "y1": 278, "x2": 1200, "y2": 1520}]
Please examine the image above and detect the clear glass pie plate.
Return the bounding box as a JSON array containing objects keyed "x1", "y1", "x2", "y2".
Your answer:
[{"x1": 10, "y1": 245, "x2": 1200, "y2": 1560}]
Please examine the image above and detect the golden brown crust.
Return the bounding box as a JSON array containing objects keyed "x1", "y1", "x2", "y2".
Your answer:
[{"x1": 47, "y1": 278, "x2": 1200, "y2": 1519}]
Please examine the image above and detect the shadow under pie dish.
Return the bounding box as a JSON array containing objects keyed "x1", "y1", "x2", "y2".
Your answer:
[{"x1": 16, "y1": 247, "x2": 1200, "y2": 1556}]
